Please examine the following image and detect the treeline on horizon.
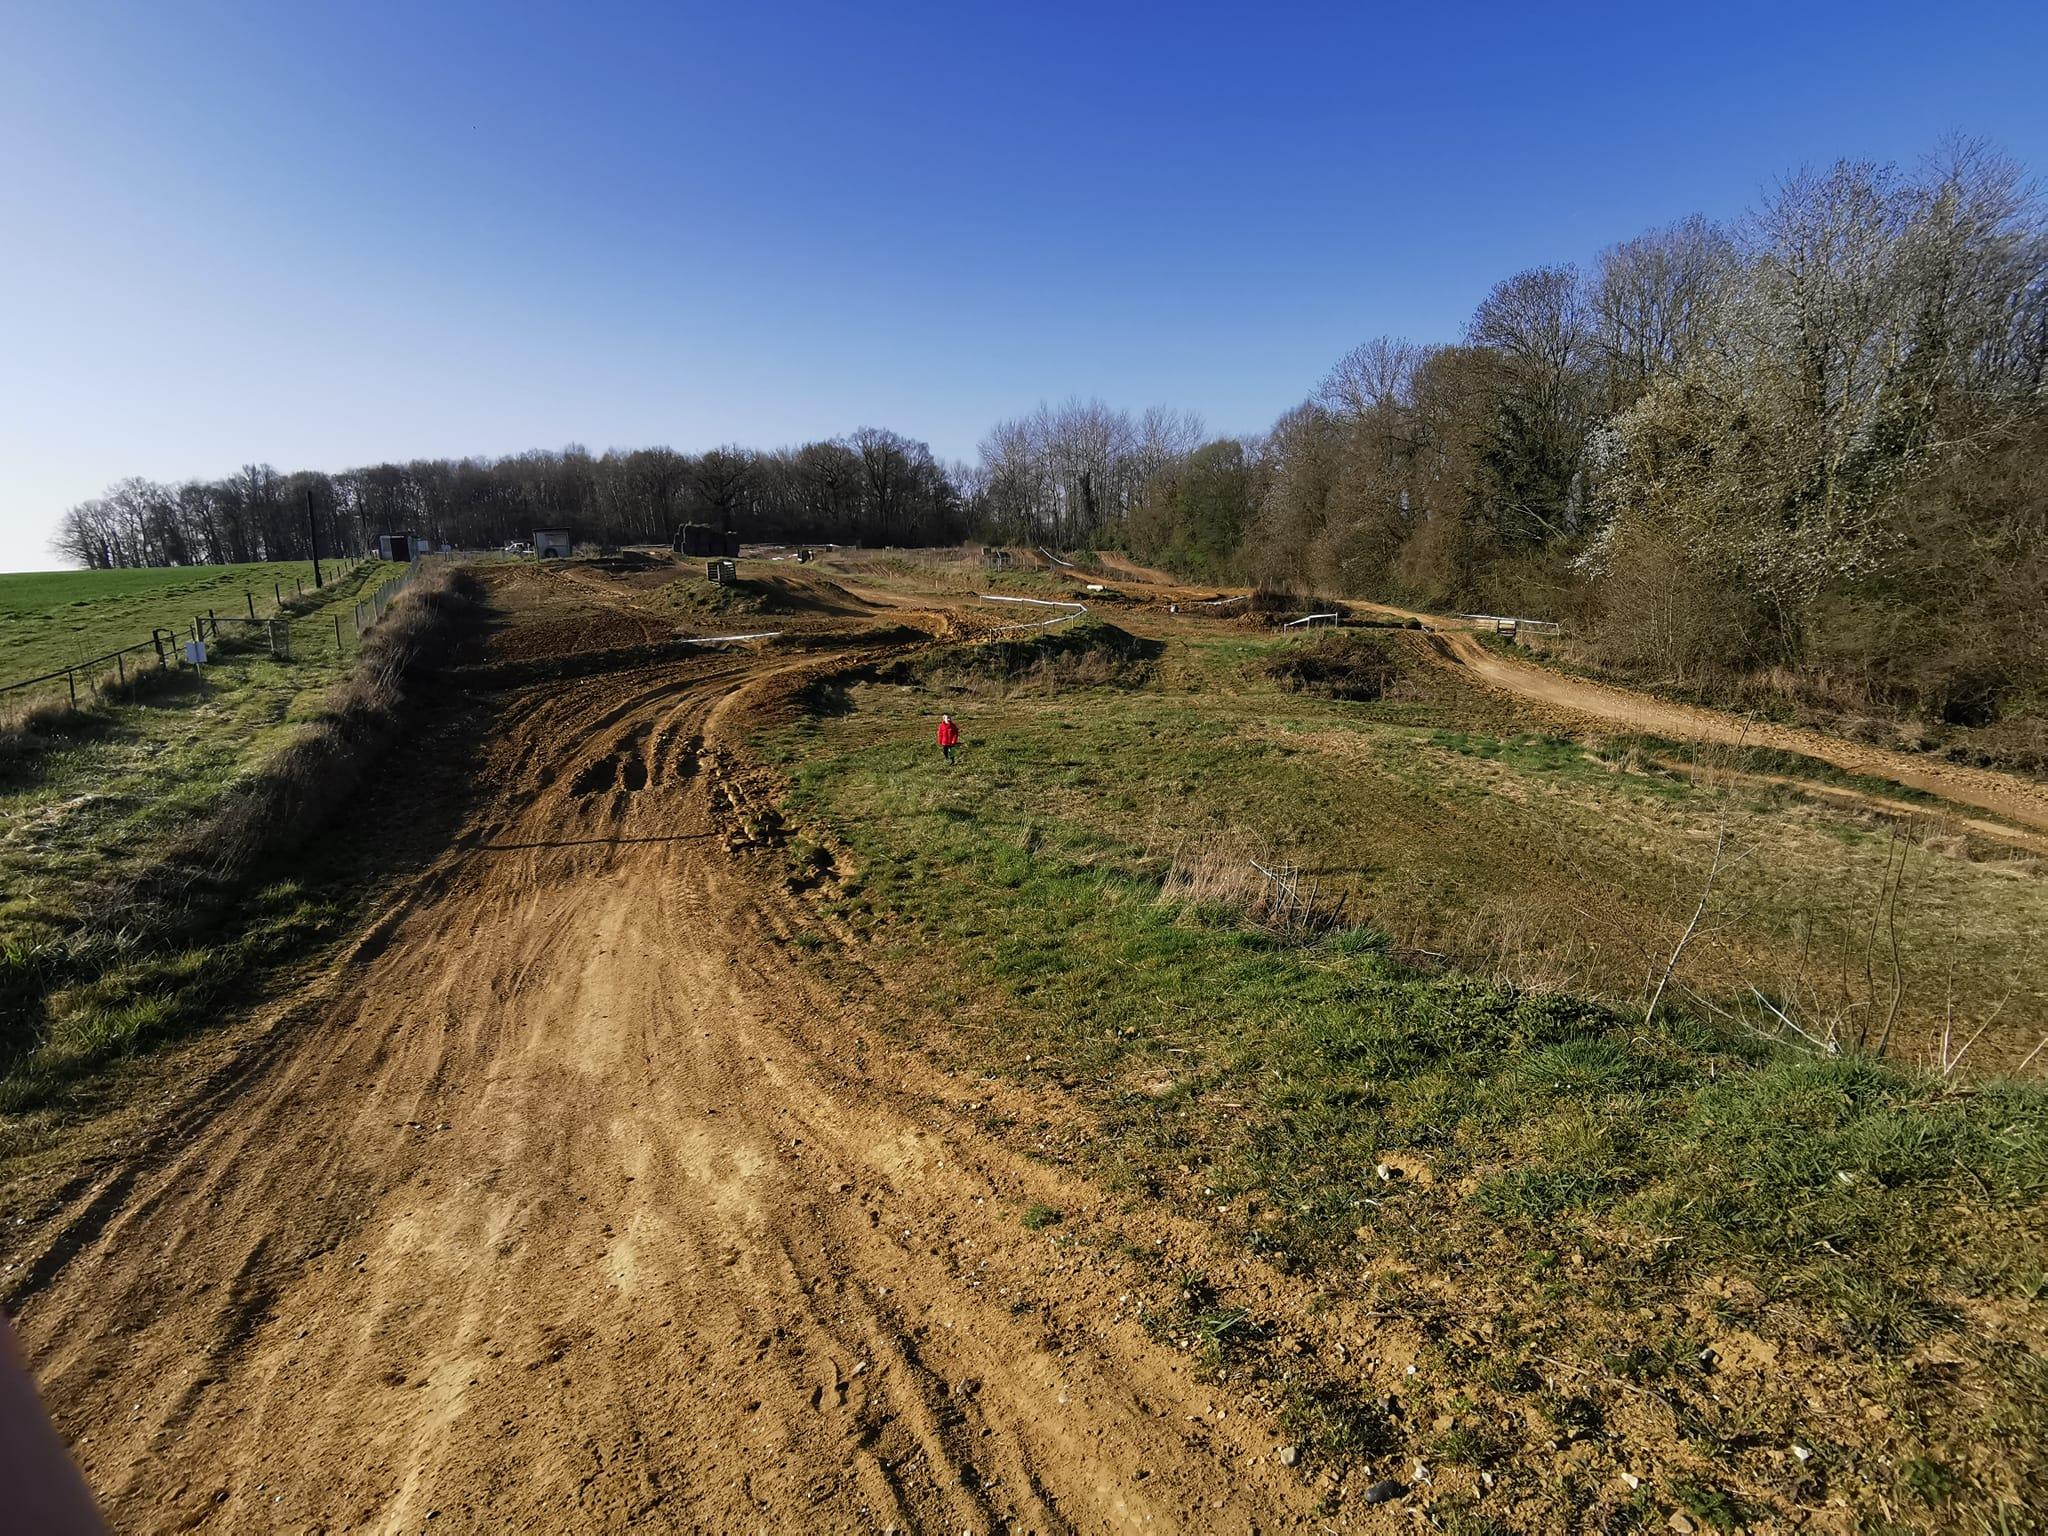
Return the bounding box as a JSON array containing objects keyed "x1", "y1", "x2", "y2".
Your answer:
[
  {"x1": 54, "y1": 141, "x2": 2047, "y2": 756},
  {"x1": 51, "y1": 426, "x2": 970, "y2": 572}
]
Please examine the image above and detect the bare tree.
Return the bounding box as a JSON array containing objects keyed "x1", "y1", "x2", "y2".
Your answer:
[
  {"x1": 1591, "y1": 215, "x2": 1737, "y2": 407},
  {"x1": 1316, "y1": 336, "x2": 1424, "y2": 418},
  {"x1": 688, "y1": 447, "x2": 754, "y2": 531}
]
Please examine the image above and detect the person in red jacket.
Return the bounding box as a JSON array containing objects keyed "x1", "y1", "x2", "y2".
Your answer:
[{"x1": 937, "y1": 713, "x2": 960, "y2": 764}]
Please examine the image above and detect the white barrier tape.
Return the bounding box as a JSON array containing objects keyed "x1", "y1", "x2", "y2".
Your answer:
[{"x1": 974, "y1": 592, "x2": 1087, "y2": 632}]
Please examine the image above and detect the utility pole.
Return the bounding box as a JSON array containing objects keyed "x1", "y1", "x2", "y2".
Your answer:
[{"x1": 306, "y1": 488, "x2": 324, "y2": 588}]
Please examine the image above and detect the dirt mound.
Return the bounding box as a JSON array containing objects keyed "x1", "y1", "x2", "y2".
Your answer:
[
  {"x1": 577, "y1": 549, "x2": 680, "y2": 590},
  {"x1": 481, "y1": 563, "x2": 674, "y2": 660},
  {"x1": 910, "y1": 620, "x2": 1162, "y2": 691},
  {"x1": 1263, "y1": 630, "x2": 1405, "y2": 701},
  {"x1": 652, "y1": 569, "x2": 902, "y2": 626},
  {"x1": 1230, "y1": 584, "x2": 1356, "y2": 629},
  {"x1": 741, "y1": 571, "x2": 882, "y2": 616}
]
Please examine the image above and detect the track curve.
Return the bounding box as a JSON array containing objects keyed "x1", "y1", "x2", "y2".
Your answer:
[
  {"x1": 8, "y1": 639, "x2": 1325, "y2": 1534},
  {"x1": 1419, "y1": 629, "x2": 2048, "y2": 837}
]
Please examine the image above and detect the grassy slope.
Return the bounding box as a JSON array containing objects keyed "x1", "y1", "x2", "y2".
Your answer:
[
  {"x1": 762, "y1": 627, "x2": 2047, "y2": 1530},
  {"x1": 1509, "y1": 631, "x2": 2048, "y2": 774},
  {"x1": 0, "y1": 560, "x2": 384, "y2": 681},
  {"x1": 0, "y1": 561, "x2": 416, "y2": 1120},
  {"x1": 802, "y1": 629, "x2": 2048, "y2": 1066}
]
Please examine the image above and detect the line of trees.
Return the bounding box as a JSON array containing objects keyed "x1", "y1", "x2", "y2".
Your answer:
[
  {"x1": 978, "y1": 141, "x2": 2045, "y2": 752},
  {"x1": 51, "y1": 429, "x2": 969, "y2": 570},
  {"x1": 51, "y1": 139, "x2": 2047, "y2": 752}
]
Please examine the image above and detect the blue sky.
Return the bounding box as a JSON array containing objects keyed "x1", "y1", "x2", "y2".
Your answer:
[{"x1": 3, "y1": 0, "x2": 2045, "y2": 571}]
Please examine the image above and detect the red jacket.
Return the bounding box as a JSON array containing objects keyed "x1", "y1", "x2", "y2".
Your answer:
[{"x1": 937, "y1": 720, "x2": 960, "y2": 747}]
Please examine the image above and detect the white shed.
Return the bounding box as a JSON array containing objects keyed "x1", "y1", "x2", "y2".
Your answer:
[{"x1": 534, "y1": 528, "x2": 574, "y2": 559}]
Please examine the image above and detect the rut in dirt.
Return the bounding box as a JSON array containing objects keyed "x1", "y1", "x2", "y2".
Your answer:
[{"x1": 9, "y1": 642, "x2": 1326, "y2": 1534}]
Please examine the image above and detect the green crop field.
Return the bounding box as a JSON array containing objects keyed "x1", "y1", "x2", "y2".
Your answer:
[{"x1": 0, "y1": 560, "x2": 383, "y2": 684}]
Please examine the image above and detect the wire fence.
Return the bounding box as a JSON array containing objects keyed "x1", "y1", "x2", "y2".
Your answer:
[
  {"x1": 0, "y1": 556, "x2": 424, "y2": 722},
  {"x1": 353, "y1": 557, "x2": 432, "y2": 639}
]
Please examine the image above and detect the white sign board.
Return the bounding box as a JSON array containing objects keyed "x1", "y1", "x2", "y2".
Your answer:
[{"x1": 183, "y1": 640, "x2": 207, "y2": 666}]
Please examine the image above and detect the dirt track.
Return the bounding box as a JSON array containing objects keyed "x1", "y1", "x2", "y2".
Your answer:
[
  {"x1": 13, "y1": 557, "x2": 2046, "y2": 1531},
  {"x1": 1420, "y1": 631, "x2": 2048, "y2": 837},
  {"x1": 1039, "y1": 552, "x2": 2048, "y2": 838},
  {"x1": 7, "y1": 594, "x2": 1325, "y2": 1533}
]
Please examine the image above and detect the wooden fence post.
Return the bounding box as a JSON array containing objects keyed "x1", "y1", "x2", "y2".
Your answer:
[
  {"x1": 246, "y1": 591, "x2": 256, "y2": 619},
  {"x1": 67, "y1": 670, "x2": 76, "y2": 708},
  {"x1": 333, "y1": 614, "x2": 343, "y2": 653}
]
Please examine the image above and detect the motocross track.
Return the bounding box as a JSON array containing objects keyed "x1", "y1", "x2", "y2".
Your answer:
[
  {"x1": 1418, "y1": 630, "x2": 2048, "y2": 838},
  {"x1": 6, "y1": 572, "x2": 1329, "y2": 1535},
  {"x1": 14, "y1": 557, "x2": 2048, "y2": 1533},
  {"x1": 1043, "y1": 552, "x2": 2048, "y2": 838}
]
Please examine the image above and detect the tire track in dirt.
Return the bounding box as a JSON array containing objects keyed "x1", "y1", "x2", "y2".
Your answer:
[{"x1": 7, "y1": 635, "x2": 1333, "y2": 1532}]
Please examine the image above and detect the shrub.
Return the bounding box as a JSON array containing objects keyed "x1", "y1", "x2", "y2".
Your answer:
[
  {"x1": 1262, "y1": 631, "x2": 1403, "y2": 701},
  {"x1": 915, "y1": 620, "x2": 1162, "y2": 693}
]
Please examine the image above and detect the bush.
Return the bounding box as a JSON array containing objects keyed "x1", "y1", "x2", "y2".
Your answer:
[
  {"x1": 1262, "y1": 631, "x2": 1403, "y2": 701},
  {"x1": 911, "y1": 620, "x2": 1162, "y2": 693}
]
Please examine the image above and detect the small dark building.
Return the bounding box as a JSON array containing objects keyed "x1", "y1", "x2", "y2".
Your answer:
[
  {"x1": 674, "y1": 523, "x2": 742, "y2": 558},
  {"x1": 378, "y1": 533, "x2": 420, "y2": 561},
  {"x1": 533, "y1": 528, "x2": 574, "y2": 559}
]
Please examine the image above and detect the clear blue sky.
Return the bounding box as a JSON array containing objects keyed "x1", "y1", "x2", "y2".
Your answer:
[{"x1": 3, "y1": 0, "x2": 2045, "y2": 571}]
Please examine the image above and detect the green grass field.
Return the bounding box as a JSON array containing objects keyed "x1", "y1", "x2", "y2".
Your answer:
[
  {"x1": 786, "y1": 624, "x2": 2048, "y2": 1069},
  {"x1": 761, "y1": 622, "x2": 2048, "y2": 1527},
  {"x1": 0, "y1": 559, "x2": 379, "y2": 684}
]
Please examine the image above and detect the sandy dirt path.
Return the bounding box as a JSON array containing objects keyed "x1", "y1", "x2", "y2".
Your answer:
[
  {"x1": 7, "y1": 642, "x2": 1326, "y2": 1534},
  {"x1": 1418, "y1": 630, "x2": 2048, "y2": 837}
]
